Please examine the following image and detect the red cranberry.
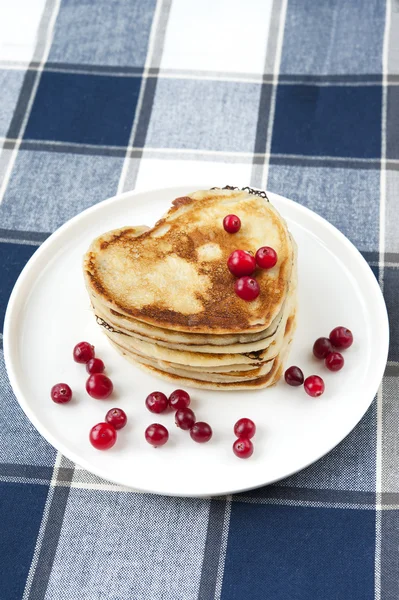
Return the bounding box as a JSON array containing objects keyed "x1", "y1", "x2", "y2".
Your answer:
[
  {"x1": 227, "y1": 250, "x2": 256, "y2": 277},
  {"x1": 105, "y1": 408, "x2": 127, "y2": 430},
  {"x1": 145, "y1": 391, "x2": 168, "y2": 414},
  {"x1": 234, "y1": 418, "x2": 256, "y2": 439},
  {"x1": 51, "y1": 383, "x2": 72, "y2": 404},
  {"x1": 329, "y1": 326, "x2": 353, "y2": 350},
  {"x1": 169, "y1": 389, "x2": 191, "y2": 410},
  {"x1": 313, "y1": 337, "x2": 333, "y2": 359},
  {"x1": 190, "y1": 422, "x2": 213, "y2": 443},
  {"x1": 284, "y1": 366, "x2": 304, "y2": 386},
  {"x1": 175, "y1": 408, "x2": 195, "y2": 430},
  {"x1": 73, "y1": 341, "x2": 94, "y2": 363},
  {"x1": 234, "y1": 276, "x2": 260, "y2": 301},
  {"x1": 86, "y1": 358, "x2": 105, "y2": 374},
  {"x1": 223, "y1": 214, "x2": 241, "y2": 233},
  {"x1": 255, "y1": 246, "x2": 278, "y2": 269},
  {"x1": 304, "y1": 375, "x2": 325, "y2": 397},
  {"x1": 325, "y1": 352, "x2": 344, "y2": 372},
  {"x1": 86, "y1": 373, "x2": 113, "y2": 399},
  {"x1": 233, "y1": 438, "x2": 254, "y2": 459},
  {"x1": 145, "y1": 423, "x2": 169, "y2": 447},
  {"x1": 89, "y1": 422, "x2": 117, "y2": 450}
]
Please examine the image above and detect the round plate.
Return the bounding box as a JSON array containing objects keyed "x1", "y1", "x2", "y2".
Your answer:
[{"x1": 4, "y1": 185, "x2": 389, "y2": 497}]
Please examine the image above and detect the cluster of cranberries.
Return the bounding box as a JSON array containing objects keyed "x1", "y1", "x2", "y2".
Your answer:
[
  {"x1": 233, "y1": 418, "x2": 256, "y2": 459},
  {"x1": 223, "y1": 214, "x2": 278, "y2": 302},
  {"x1": 145, "y1": 389, "x2": 255, "y2": 459},
  {"x1": 144, "y1": 389, "x2": 213, "y2": 447},
  {"x1": 284, "y1": 326, "x2": 354, "y2": 397},
  {"x1": 50, "y1": 341, "x2": 127, "y2": 450},
  {"x1": 89, "y1": 408, "x2": 127, "y2": 450},
  {"x1": 73, "y1": 342, "x2": 114, "y2": 399}
]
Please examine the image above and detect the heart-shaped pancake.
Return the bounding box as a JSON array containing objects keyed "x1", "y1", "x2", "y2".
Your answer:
[{"x1": 84, "y1": 188, "x2": 294, "y2": 335}]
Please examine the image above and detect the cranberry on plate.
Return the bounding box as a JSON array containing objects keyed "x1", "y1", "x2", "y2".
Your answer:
[
  {"x1": 86, "y1": 373, "x2": 113, "y2": 399},
  {"x1": 234, "y1": 418, "x2": 256, "y2": 439},
  {"x1": 169, "y1": 389, "x2": 191, "y2": 410},
  {"x1": 329, "y1": 326, "x2": 353, "y2": 350},
  {"x1": 51, "y1": 383, "x2": 72, "y2": 404},
  {"x1": 86, "y1": 358, "x2": 105, "y2": 374},
  {"x1": 175, "y1": 408, "x2": 196, "y2": 430},
  {"x1": 73, "y1": 341, "x2": 94, "y2": 364},
  {"x1": 313, "y1": 337, "x2": 333, "y2": 360},
  {"x1": 284, "y1": 366, "x2": 304, "y2": 386},
  {"x1": 105, "y1": 408, "x2": 127, "y2": 430},
  {"x1": 145, "y1": 424, "x2": 169, "y2": 447},
  {"x1": 190, "y1": 422, "x2": 213, "y2": 443},
  {"x1": 233, "y1": 438, "x2": 254, "y2": 459},
  {"x1": 146, "y1": 391, "x2": 168, "y2": 414},
  {"x1": 325, "y1": 352, "x2": 344, "y2": 372},
  {"x1": 304, "y1": 375, "x2": 325, "y2": 397},
  {"x1": 89, "y1": 422, "x2": 117, "y2": 450}
]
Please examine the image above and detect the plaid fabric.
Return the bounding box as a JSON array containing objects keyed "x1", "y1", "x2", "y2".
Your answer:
[{"x1": 0, "y1": 0, "x2": 397, "y2": 598}]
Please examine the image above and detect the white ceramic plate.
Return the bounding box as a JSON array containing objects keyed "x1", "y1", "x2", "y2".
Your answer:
[{"x1": 4, "y1": 185, "x2": 389, "y2": 497}]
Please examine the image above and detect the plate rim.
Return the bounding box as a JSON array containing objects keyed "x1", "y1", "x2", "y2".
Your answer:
[{"x1": 3, "y1": 184, "x2": 390, "y2": 497}]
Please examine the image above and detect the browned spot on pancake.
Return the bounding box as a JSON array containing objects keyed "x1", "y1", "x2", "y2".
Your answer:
[
  {"x1": 93, "y1": 228, "x2": 143, "y2": 251},
  {"x1": 285, "y1": 315, "x2": 294, "y2": 336},
  {"x1": 173, "y1": 196, "x2": 194, "y2": 207},
  {"x1": 86, "y1": 270, "x2": 108, "y2": 299}
]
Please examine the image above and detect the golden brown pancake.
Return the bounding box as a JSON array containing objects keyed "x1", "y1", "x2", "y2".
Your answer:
[
  {"x1": 84, "y1": 189, "x2": 293, "y2": 335},
  {"x1": 84, "y1": 187, "x2": 298, "y2": 389}
]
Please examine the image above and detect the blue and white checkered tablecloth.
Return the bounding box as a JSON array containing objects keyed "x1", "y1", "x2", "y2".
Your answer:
[{"x1": 0, "y1": 0, "x2": 398, "y2": 598}]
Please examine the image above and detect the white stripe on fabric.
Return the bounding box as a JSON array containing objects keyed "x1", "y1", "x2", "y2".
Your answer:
[
  {"x1": 2, "y1": 136, "x2": 399, "y2": 167},
  {"x1": 1, "y1": 61, "x2": 399, "y2": 85},
  {"x1": 263, "y1": 0, "x2": 288, "y2": 189},
  {"x1": 0, "y1": 0, "x2": 62, "y2": 205},
  {"x1": 375, "y1": 2, "x2": 391, "y2": 599},
  {"x1": 21, "y1": 452, "x2": 62, "y2": 600},
  {"x1": 117, "y1": 0, "x2": 167, "y2": 194}
]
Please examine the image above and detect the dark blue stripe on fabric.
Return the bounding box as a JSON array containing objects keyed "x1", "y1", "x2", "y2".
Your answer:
[
  {"x1": 0, "y1": 482, "x2": 49, "y2": 600},
  {"x1": 221, "y1": 502, "x2": 375, "y2": 600},
  {"x1": 24, "y1": 72, "x2": 142, "y2": 147},
  {"x1": 271, "y1": 84, "x2": 382, "y2": 159},
  {"x1": 27, "y1": 479, "x2": 74, "y2": 599},
  {"x1": 0, "y1": 241, "x2": 37, "y2": 331}
]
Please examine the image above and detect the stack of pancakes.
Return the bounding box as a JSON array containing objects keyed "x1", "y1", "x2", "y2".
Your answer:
[{"x1": 83, "y1": 188, "x2": 297, "y2": 390}]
